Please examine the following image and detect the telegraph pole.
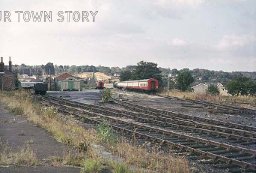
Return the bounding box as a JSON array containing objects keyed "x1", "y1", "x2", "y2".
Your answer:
[
  {"x1": 0, "y1": 72, "x2": 4, "y2": 91},
  {"x1": 49, "y1": 69, "x2": 51, "y2": 91},
  {"x1": 167, "y1": 73, "x2": 171, "y2": 97}
]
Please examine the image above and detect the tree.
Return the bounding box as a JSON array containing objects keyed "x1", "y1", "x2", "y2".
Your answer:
[
  {"x1": 132, "y1": 61, "x2": 162, "y2": 82},
  {"x1": 97, "y1": 66, "x2": 111, "y2": 74},
  {"x1": 120, "y1": 70, "x2": 132, "y2": 81},
  {"x1": 110, "y1": 67, "x2": 121, "y2": 75},
  {"x1": 207, "y1": 84, "x2": 219, "y2": 95},
  {"x1": 14, "y1": 73, "x2": 21, "y2": 89},
  {"x1": 44, "y1": 62, "x2": 55, "y2": 75},
  {"x1": 226, "y1": 77, "x2": 256, "y2": 96},
  {"x1": 246, "y1": 80, "x2": 256, "y2": 96},
  {"x1": 176, "y1": 70, "x2": 194, "y2": 91}
]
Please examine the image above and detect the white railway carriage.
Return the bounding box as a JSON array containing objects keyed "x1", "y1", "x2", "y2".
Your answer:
[
  {"x1": 116, "y1": 78, "x2": 159, "y2": 92},
  {"x1": 21, "y1": 82, "x2": 43, "y2": 89}
]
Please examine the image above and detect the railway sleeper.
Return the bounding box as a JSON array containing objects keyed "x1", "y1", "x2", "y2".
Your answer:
[
  {"x1": 213, "y1": 164, "x2": 241, "y2": 172},
  {"x1": 196, "y1": 147, "x2": 222, "y2": 152},
  {"x1": 223, "y1": 153, "x2": 250, "y2": 158},
  {"x1": 210, "y1": 149, "x2": 232, "y2": 155},
  {"x1": 238, "y1": 141, "x2": 256, "y2": 146},
  {"x1": 235, "y1": 156, "x2": 256, "y2": 162}
]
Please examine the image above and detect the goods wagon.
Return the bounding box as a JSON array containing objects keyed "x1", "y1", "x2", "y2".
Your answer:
[
  {"x1": 58, "y1": 80, "x2": 81, "y2": 91},
  {"x1": 116, "y1": 78, "x2": 158, "y2": 92},
  {"x1": 34, "y1": 83, "x2": 48, "y2": 95}
]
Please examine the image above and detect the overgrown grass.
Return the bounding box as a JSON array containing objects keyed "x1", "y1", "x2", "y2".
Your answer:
[
  {"x1": 10, "y1": 106, "x2": 24, "y2": 115},
  {"x1": 0, "y1": 90, "x2": 190, "y2": 172},
  {"x1": 97, "y1": 121, "x2": 117, "y2": 144},
  {"x1": 81, "y1": 158, "x2": 102, "y2": 173},
  {"x1": 112, "y1": 162, "x2": 132, "y2": 173},
  {"x1": 162, "y1": 90, "x2": 256, "y2": 108},
  {"x1": 0, "y1": 141, "x2": 38, "y2": 166}
]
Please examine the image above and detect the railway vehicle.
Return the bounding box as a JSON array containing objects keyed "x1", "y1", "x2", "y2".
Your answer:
[
  {"x1": 59, "y1": 80, "x2": 81, "y2": 91},
  {"x1": 96, "y1": 81, "x2": 104, "y2": 89},
  {"x1": 21, "y1": 82, "x2": 48, "y2": 95},
  {"x1": 115, "y1": 78, "x2": 159, "y2": 92},
  {"x1": 34, "y1": 83, "x2": 48, "y2": 95}
]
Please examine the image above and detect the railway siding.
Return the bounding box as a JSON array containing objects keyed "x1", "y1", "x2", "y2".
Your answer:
[{"x1": 41, "y1": 95, "x2": 256, "y2": 172}]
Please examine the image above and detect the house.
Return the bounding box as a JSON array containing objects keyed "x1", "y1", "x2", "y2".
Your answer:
[
  {"x1": 217, "y1": 83, "x2": 230, "y2": 96},
  {"x1": 0, "y1": 57, "x2": 16, "y2": 91},
  {"x1": 54, "y1": 72, "x2": 82, "y2": 91},
  {"x1": 192, "y1": 82, "x2": 230, "y2": 96},
  {"x1": 192, "y1": 83, "x2": 209, "y2": 94}
]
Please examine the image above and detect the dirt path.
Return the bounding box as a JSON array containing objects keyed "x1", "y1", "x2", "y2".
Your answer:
[{"x1": 0, "y1": 104, "x2": 80, "y2": 173}]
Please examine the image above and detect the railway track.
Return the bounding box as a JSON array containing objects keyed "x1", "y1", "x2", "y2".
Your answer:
[
  {"x1": 47, "y1": 96, "x2": 256, "y2": 145},
  {"x1": 41, "y1": 95, "x2": 256, "y2": 172},
  {"x1": 116, "y1": 99, "x2": 256, "y2": 133}
]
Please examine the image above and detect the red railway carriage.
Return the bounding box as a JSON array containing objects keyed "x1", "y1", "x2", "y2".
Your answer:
[
  {"x1": 116, "y1": 78, "x2": 159, "y2": 91},
  {"x1": 96, "y1": 81, "x2": 104, "y2": 89}
]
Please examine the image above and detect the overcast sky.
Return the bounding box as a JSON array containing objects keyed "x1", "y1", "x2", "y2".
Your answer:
[{"x1": 0, "y1": 0, "x2": 255, "y2": 71}]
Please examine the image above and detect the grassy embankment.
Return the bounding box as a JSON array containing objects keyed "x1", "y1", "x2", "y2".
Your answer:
[
  {"x1": 161, "y1": 90, "x2": 256, "y2": 109},
  {"x1": 0, "y1": 90, "x2": 190, "y2": 173}
]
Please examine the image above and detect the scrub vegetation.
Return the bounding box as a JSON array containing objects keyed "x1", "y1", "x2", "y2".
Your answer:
[{"x1": 0, "y1": 141, "x2": 38, "y2": 166}]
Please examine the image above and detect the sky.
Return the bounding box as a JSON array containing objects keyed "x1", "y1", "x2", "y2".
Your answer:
[{"x1": 0, "y1": 0, "x2": 255, "y2": 71}]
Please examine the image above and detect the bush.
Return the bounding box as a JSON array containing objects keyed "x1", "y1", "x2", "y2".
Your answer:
[
  {"x1": 102, "y1": 89, "x2": 112, "y2": 102},
  {"x1": 207, "y1": 84, "x2": 219, "y2": 95},
  {"x1": 97, "y1": 121, "x2": 117, "y2": 144},
  {"x1": 176, "y1": 70, "x2": 194, "y2": 91}
]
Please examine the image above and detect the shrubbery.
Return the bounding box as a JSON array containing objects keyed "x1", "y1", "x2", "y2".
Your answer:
[
  {"x1": 226, "y1": 77, "x2": 256, "y2": 96},
  {"x1": 207, "y1": 84, "x2": 220, "y2": 95}
]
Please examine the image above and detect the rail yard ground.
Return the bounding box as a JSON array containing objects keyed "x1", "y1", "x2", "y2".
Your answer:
[
  {"x1": 45, "y1": 89, "x2": 256, "y2": 172},
  {"x1": 0, "y1": 89, "x2": 255, "y2": 172},
  {"x1": 0, "y1": 90, "x2": 190, "y2": 173}
]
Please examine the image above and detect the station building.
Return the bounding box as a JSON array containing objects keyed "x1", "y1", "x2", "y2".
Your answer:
[{"x1": 0, "y1": 57, "x2": 16, "y2": 91}]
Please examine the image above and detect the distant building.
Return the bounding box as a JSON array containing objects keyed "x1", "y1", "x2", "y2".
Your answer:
[
  {"x1": 54, "y1": 72, "x2": 81, "y2": 91},
  {"x1": 192, "y1": 83, "x2": 208, "y2": 94},
  {"x1": 0, "y1": 57, "x2": 16, "y2": 91},
  {"x1": 192, "y1": 82, "x2": 230, "y2": 96},
  {"x1": 217, "y1": 83, "x2": 230, "y2": 96}
]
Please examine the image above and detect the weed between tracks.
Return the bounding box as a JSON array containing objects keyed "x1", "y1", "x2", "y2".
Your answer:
[{"x1": 0, "y1": 90, "x2": 190, "y2": 173}]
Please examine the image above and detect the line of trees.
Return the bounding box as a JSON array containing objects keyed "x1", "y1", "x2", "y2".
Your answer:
[
  {"x1": 226, "y1": 77, "x2": 256, "y2": 96},
  {"x1": 120, "y1": 61, "x2": 162, "y2": 84}
]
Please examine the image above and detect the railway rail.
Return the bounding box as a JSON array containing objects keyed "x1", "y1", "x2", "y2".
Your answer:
[
  {"x1": 47, "y1": 96, "x2": 256, "y2": 146},
  {"x1": 40, "y1": 95, "x2": 256, "y2": 172},
  {"x1": 116, "y1": 99, "x2": 256, "y2": 133}
]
